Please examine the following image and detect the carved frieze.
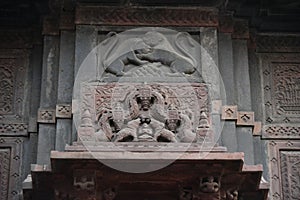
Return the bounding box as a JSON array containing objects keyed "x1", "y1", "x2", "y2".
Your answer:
[
  {"x1": 0, "y1": 123, "x2": 28, "y2": 136},
  {"x1": 75, "y1": 6, "x2": 218, "y2": 27},
  {"x1": 261, "y1": 53, "x2": 300, "y2": 138}
]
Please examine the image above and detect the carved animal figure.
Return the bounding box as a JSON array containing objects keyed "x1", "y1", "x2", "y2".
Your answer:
[{"x1": 177, "y1": 113, "x2": 196, "y2": 142}]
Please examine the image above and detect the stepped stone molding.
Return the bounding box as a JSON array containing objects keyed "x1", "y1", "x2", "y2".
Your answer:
[
  {"x1": 221, "y1": 105, "x2": 262, "y2": 136},
  {"x1": 75, "y1": 6, "x2": 218, "y2": 27}
]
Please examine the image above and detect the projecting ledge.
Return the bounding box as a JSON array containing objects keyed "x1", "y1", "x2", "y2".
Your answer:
[{"x1": 50, "y1": 150, "x2": 244, "y2": 161}]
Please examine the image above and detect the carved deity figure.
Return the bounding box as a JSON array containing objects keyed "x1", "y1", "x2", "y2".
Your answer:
[{"x1": 92, "y1": 83, "x2": 209, "y2": 143}]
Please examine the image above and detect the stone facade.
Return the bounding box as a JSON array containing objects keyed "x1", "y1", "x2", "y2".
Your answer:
[{"x1": 0, "y1": 0, "x2": 299, "y2": 199}]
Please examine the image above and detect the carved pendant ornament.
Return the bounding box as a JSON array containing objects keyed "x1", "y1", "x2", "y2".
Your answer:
[{"x1": 74, "y1": 28, "x2": 212, "y2": 144}]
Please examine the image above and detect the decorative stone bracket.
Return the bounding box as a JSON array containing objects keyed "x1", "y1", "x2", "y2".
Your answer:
[
  {"x1": 56, "y1": 104, "x2": 72, "y2": 119},
  {"x1": 37, "y1": 108, "x2": 56, "y2": 123},
  {"x1": 221, "y1": 105, "x2": 262, "y2": 136},
  {"x1": 37, "y1": 104, "x2": 72, "y2": 123}
]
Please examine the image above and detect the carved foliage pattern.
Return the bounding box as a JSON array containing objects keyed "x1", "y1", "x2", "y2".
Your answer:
[{"x1": 0, "y1": 148, "x2": 11, "y2": 200}]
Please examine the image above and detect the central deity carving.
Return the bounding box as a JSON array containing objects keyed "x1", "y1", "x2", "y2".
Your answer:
[{"x1": 92, "y1": 84, "x2": 209, "y2": 143}]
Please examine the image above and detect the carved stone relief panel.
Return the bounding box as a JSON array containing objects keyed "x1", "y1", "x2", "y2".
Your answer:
[
  {"x1": 261, "y1": 54, "x2": 300, "y2": 139},
  {"x1": 77, "y1": 83, "x2": 211, "y2": 144},
  {"x1": 0, "y1": 49, "x2": 30, "y2": 136},
  {"x1": 0, "y1": 137, "x2": 23, "y2": 200},
  {"x1": 280, "y1": 151, "x2": 300, "y2": 200},
  {"x1": 268, "y1": 140, "x2": 300, "y2": 200},
  {"x1": 74, "y1": 28, "x2": 215, "y2": 145}
]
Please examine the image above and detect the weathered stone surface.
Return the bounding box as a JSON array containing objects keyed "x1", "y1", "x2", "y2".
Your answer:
[
  {"x1": 77, "y1": 83, "x2": 210, "y2": 143},
  {"x1": 37, "y1": 35, "x2": 60, "y2": 165},
  {"x1": 76, "y1": 6, "x2": 218, "y2": 27},
  {"x1": 233, "y1": 39, "x2": 254, "y2": 164}
]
